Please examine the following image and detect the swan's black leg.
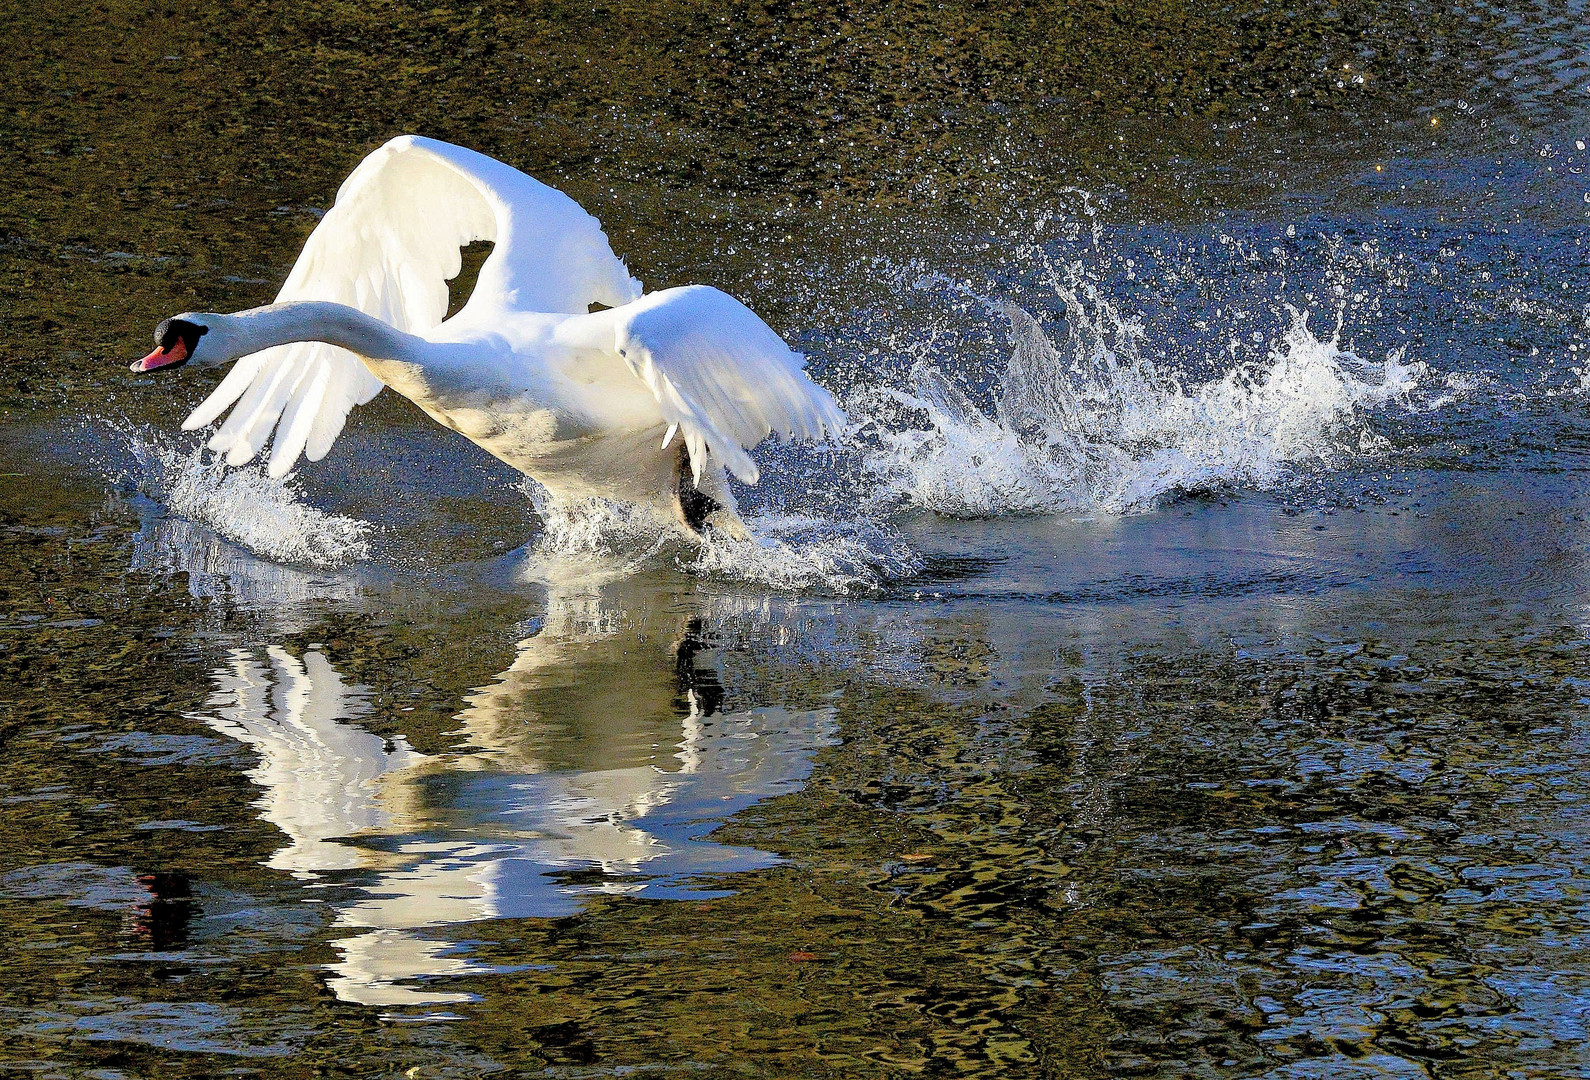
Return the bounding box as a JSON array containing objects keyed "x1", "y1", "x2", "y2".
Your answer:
[{"x1": 675, "y1": 444, "x2": 721, "y2": 534}]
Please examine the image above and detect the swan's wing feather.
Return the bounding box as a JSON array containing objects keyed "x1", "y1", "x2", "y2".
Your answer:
[
  {"x1": 270, "y1": 359, "x2": 331, "y2": 472},
  {"x1": 608, "y1": 285, "x2": 845, "y2": 484},
  {"x1": 186, "y1": 135, "x2": 642, "y2": 477}
]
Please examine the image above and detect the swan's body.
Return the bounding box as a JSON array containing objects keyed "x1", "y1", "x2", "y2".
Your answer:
[{"x1": 133, "y1": 136, "x2": 843, "y2": 535}]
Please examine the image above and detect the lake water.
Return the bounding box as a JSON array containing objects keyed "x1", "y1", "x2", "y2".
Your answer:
[{"x1": 4, "y1": 1, "x2": 1590, "y2": 1076}]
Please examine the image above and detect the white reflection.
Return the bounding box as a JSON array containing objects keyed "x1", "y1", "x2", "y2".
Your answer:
[
  {"x1": 204, "y1": 647, "x2": 424, "y2": 876},
  {"x1": 195, "y1": 573, "x2": 835, "y2": 1008}
]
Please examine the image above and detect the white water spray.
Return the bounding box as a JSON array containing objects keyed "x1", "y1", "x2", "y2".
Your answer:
[
  {"x1": 858, "y1": 281, "x2": 1429, "y2": 517},
  {"x1": 116, "y1": 427, "x2": 371, "y2": 568},
  {"x1": 521, "y1": 481, "x2": 921, "y2": 593}
]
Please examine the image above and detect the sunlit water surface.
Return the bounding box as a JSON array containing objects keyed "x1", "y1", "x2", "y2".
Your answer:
[{"x1": 4, "y1": 1, "x2": 1590, "y2": 1076}]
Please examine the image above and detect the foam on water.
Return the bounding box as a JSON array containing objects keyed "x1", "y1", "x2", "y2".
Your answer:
[
  {"x1": 856, "y1": 282, "x2": 1433, "y2": 517},
  {"x1": 113, "y1": 426, "x2": 371, "y2": 568}
]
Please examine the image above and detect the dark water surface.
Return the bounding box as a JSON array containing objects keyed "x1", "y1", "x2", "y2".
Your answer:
[{"x1": 5, "y1": 1, "x2": 1590, "y2": 1077}]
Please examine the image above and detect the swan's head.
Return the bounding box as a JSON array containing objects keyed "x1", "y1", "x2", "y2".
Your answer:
[{"x1": 130, "y1": 314, "x2": 225, "y2": 373}]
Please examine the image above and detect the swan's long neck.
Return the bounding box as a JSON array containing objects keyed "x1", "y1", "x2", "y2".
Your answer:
[
  {"x1": 223, "y1": 302, "x2": 426, "y2": 361},
  {"x1": 219, "y1": 302, "x2": 434, "y2": 393}
]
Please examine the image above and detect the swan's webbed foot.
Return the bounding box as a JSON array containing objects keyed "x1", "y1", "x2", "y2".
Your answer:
[{"x1": 703, "y1": 508, "x2": 753, "y2": 541}]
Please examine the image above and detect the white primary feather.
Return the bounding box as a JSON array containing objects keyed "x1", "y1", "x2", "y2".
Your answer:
[
  {"x1": 597, "y1": 285, "x2": 845, "y2": 485},
  {"x1": 185, "y1": 135, "x2": 642, "y2": 478}
]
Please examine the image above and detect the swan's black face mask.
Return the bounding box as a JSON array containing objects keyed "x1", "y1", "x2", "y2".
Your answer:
[{"x1": 131, "y1": 318, "x2": 208, "y2": 373}]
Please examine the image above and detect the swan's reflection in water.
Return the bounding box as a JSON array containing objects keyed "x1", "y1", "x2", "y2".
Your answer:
[{"x1": 199, "y1": 574, "x2": 836, "y2": 1007}]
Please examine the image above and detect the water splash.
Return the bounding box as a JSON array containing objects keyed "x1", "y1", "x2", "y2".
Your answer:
[
  {"x1": 128, "y1": 509, "x2": 369, "y2": 607},
  {"x1": 520, "y1": 480, "x2": 680, "y2": 571},
  {"x1": 857, "y1": 284, "x2": 1431, "y2": 517},
  {"x1": 686, "y1": 513, "x2": 922, "y2": 593},
  {"x1": 112, "y1": 426, "x2": 371, "y2": 568},
  {"x1": 522, "y1": 482, "x2": 920, "y2": 594}
]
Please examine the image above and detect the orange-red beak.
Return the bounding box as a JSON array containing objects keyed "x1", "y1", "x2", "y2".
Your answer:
[{"x1": 130, "y1": 338, "x2": 189, "y2": 373}]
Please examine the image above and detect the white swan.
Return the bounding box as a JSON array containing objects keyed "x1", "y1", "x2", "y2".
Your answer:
[{"x1": 130, "y1": 135, "x2": 844, "y2": 536}]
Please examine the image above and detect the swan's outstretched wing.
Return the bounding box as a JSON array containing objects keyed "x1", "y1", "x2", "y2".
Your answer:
[
  {"x1": 186, "y1": 135, "x2": 643, "y2": 477},
  {"x1": 563, "y1": 285, "x2": 845, "y2": 484}
]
